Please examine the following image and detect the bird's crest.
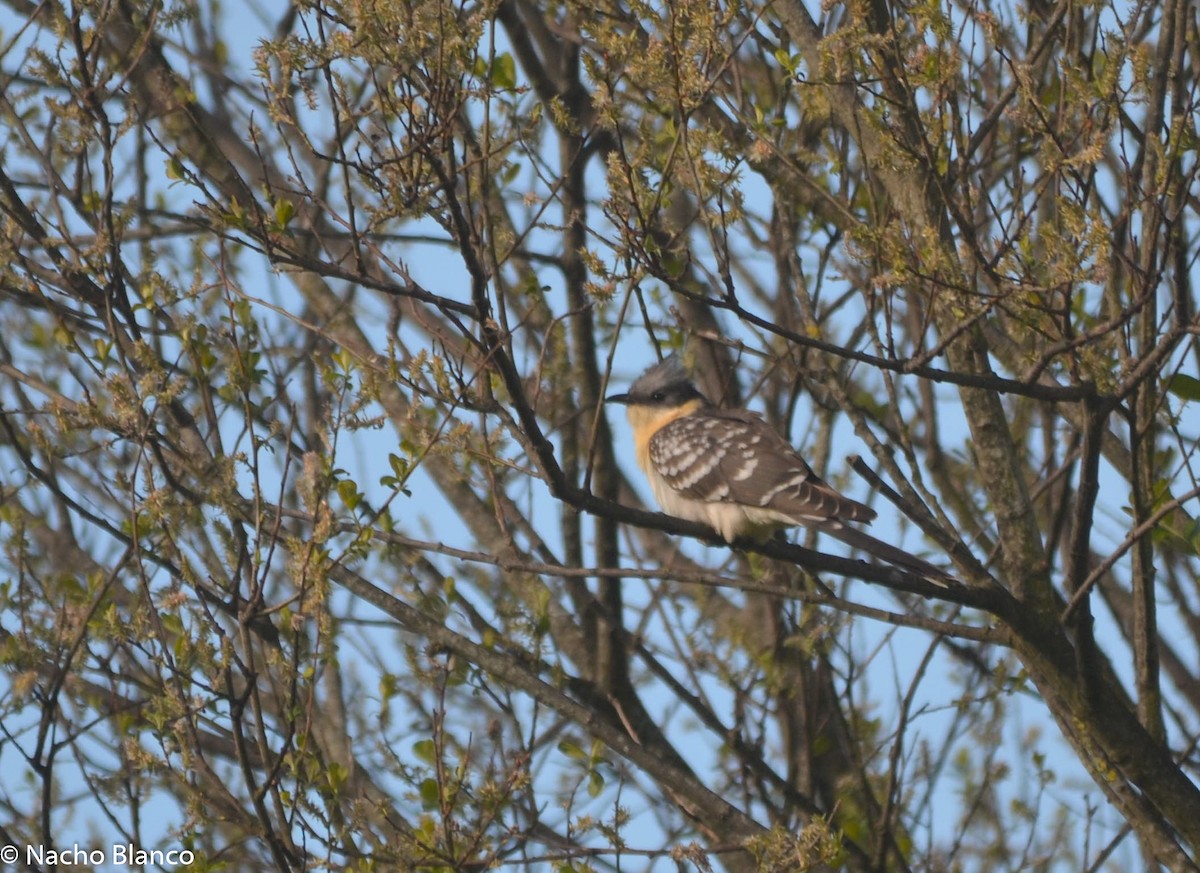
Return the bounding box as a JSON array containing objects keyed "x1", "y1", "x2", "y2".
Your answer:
[{"x1": 624, "y1": 356, "x2": 705, "y2": 405}]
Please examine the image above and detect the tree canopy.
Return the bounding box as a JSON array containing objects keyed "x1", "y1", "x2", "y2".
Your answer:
[{"x1": 1, "y1": 0, "x2": 1198, "y2": 870}]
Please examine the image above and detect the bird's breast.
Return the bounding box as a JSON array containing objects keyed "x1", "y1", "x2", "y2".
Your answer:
[{"x1": 626, "y1": 399, "x2": 706, "y2": 475}]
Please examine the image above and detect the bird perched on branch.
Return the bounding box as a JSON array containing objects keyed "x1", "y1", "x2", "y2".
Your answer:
[{"x1": 606, "y1": 356, "x2": 951, "y2": 585}]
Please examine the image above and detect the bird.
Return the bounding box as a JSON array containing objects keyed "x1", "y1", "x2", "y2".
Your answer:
[{"x1": 606, "y1": 356, "x2": 952, "y2": 584}]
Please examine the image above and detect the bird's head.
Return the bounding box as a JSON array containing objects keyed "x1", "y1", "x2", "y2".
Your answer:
[{"x1": 605, "y1": 356, "x2": 708, "y2": 409}]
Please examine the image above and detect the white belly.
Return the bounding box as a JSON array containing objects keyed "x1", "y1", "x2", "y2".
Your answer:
[{"x1": 645, "y1": 465, "x2": 791, "y2": 542}]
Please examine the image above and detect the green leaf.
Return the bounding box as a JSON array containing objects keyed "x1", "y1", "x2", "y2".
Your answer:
[
  {"x1": 383, "y1": 453, "x2": 413, "y2": 495},
  {"x1": 224, "y1": 196, "x2": 247, "y2": 230},
  {"x1": 1166, "y1": 373, "x2": 1200, "y2": 402},
  {"x1": 327, "y1": 762, "x2": 348, "y2": 792},
  {"x1": 557, "y1": 740, "x2": 587, "y2": 760},
  {"x1": 337, "y1": 479, "x2": 361, "y2": 510},
  {"x1": 419, "y1": 778, "x2": 441, "y2": 809},
  {"x1": 274, "y1": 198, "x2": 295, "y2": 228},
  {"x1": 491, "y1": 53, "x2": 516, "y2": 89},
  {"x1": 413, "y1": 739, "x2": 437, "y2": 764},
  {"x1": 333, "y1": 348, "x2": 355, "y2": 374}
]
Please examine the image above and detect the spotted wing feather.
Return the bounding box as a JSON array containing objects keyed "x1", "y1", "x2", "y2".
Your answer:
[{"x1": 648, "y1": 409, "x2": 876, "y2": 525}]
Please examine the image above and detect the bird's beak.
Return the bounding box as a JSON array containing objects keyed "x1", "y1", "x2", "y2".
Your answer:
[{"x1": 605, "y1": 392, "x2": 630, "y2": 405}]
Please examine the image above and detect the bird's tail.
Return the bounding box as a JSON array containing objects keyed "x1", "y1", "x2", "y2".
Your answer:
[{"x1": 817, "y1": 524, "x2": 954, "y2": 588}]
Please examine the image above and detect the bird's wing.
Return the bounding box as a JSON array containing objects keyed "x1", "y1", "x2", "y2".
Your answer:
[{"x1": 648, "y1": 409, "x2": 877, "y2": 525}]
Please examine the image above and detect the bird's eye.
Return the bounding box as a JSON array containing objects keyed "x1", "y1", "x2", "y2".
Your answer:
[{"x1": 651, "y1": 390, "x2": 665, "y2": 402}]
